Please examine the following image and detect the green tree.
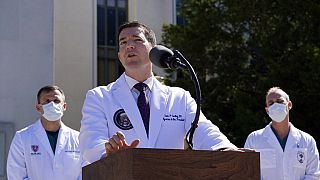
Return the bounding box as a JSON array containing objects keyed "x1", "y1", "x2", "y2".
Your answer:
[{"x1": 162, "y1": 0, "x2": 320, "y2": 147}]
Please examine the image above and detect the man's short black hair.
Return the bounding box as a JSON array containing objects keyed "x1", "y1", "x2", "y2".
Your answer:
[
  {"x1": 118, "y1": 21, "x2": 156, "y2": 46},
  {"x1": 37, "y1": 85, "x2": 65, "y2": 104}
]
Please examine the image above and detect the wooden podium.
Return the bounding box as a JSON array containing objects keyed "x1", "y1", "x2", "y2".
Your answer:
[{"x1": 83, "y1": 148, "x2": 260, "y2": 180}]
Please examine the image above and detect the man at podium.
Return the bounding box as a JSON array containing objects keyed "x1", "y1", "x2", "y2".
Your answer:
[{"x1": 79, "y1": 21, "x2": 237, "y2": 164}]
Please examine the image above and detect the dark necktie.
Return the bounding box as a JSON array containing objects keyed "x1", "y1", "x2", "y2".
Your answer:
[{"x1": 134, "y1": 83, "x2": 150, "y2": 136}]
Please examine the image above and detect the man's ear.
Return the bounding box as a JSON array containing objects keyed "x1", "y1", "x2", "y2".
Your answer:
[
  {"x1": 63, "y1": 103, "x2": 67, "y2": 111},
  {"x1": 265, "y1": 107, "x2": 269, "y2": 114},
  {"x1": 288, "y1": 101, "x2": 292, "y2": 110},
  {"x1": 118, "y1": 52, "x2": 121, "y2": 60},
  {"x1": 35, "y1": 104, "x2": 42, "y2": 113}
]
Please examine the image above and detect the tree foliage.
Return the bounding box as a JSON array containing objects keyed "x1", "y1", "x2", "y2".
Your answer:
[{"x1": 162, "y1": 0, "x2": 320, "y2": 147}]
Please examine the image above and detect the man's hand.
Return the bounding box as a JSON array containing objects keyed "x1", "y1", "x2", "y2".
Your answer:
[
  {"x1": 217, "y1": 147, "x2": 256, "y2": 152},
  {"x1": 105, "y1": 131, "x2": 140, "y2": 156},
  {"x1": 237, "y1": 148, "x2": 256, "y2": 152}
]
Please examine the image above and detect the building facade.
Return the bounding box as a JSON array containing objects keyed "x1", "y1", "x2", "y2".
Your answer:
[{"x1": 0, "y1": 0, "x2": 180, "y2": 179}]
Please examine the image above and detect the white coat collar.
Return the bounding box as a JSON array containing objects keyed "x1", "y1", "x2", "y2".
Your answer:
[
  {"x1": 124, "y1": 73, "x2": 154, "y2": 91},
  {"x1": 32, "y1": 119, "x2": 70, "y2": 158},
  {"x1": 285, "y1": 123, "x2": 301, "y2": 148},
  {"x1": 55, "y1": 122, "x2": 70, "y2": 157},
  {"x1": 112, "y1": 73, "x2": 169, "y2": 147},
  {"x1": 148, "y1": 77, "x2": 169, "y2": 147},
  {"x1": 263, "y1": 123, "x2": 285, "y2": 151},
  {"x1": 263, "y1": 122, "x2": 300, "y2": 151}
]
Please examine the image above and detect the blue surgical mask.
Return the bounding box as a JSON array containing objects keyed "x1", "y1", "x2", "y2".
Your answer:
[
  {"x1": 42, "y1": 101, "x2": 64, "y2": 121},
  {"x1": 267, "y1": 103, "x2": 288, "y2": 122}
]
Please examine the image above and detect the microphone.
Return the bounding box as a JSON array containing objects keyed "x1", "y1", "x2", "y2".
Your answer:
[{"x1": 149, "y1": 45, "x2": 186, "y2": 69}]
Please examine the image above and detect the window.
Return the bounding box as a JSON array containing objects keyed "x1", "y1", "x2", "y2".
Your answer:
[
  {"x1": 97, "y1": 0, "x2": 128, "y2": 85},
  {"x1": 176, "y1": 0, "x2": 186, "y2": 26}
]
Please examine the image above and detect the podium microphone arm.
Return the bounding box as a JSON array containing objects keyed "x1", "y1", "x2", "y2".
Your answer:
[
  {"x1": 149, "y1": 45, "x2": 202, "y2": 149},
  {"x1": 172, "y1": 50, "x2": 201, "y2": 149}
]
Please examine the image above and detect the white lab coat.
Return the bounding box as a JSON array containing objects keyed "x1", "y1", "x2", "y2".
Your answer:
[
  {"x1": 7, "y1": 120, "x2": 83, "y2": 180},
  {"x1": 244, "y1": 123, "x2": 320, "y2": 180},
  {"x1": 80, "y1": 74, "x2": 236, "y2": 163}
]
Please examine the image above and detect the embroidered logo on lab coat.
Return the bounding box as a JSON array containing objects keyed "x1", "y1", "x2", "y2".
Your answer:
[
  {"x1": 31, "y1": 145, "x2": 39, "y2": 152},
  {"x1": 114, "y1": 109, "x2": 133, "y2": 130},
  {"x1": 31, "y1": 145, "x2": 41, "y2": 155},
  {"x1": 297, "y1": 151, "x2": 305, "y2": 163}
]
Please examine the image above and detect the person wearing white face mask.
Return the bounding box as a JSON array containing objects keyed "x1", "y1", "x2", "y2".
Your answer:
[
  {"x1": 7, "y1": 85, "x2": 85, "y2": 180},
  {"x1": 42, "y1": 101, "x2": 64, "y2": 121},
  {"x1": 244, "y1": 87, "x2": 320, "y2": 180}
]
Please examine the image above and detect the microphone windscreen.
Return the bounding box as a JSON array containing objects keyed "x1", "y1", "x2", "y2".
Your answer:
[{"x1": 149, "y1": 45, "x2": 174, "y2": 69}]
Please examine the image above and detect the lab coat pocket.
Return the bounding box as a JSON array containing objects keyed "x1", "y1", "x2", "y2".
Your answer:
[
  {"x1": 258, "y1": 149, "x2": 276, "y2": 169},
  {"x1": 63, "y1": 152, "x2": 81, "y2": 178},
  {"x1": 287, "y1": 148, "x2": 307, "y2": 180},
  {"x1": 63, "y1": 151, "x2": 81, "y2": 169},
  {"x1": 289, "y1": 148, "x2": 307, "y2": 169},
  {"x1": 64, "y1": 151, "x2": 80, "y2": 161}
]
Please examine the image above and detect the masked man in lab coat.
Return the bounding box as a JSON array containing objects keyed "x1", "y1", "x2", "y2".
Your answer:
[
  {"x1": 244, "y1": 87, "x2": 320, "y2": 180},
  {"x1": 79, "y1": 21, "x2": 237, "y2": 164},
  {"x1": 7, "y1": 85, "x2": 84, "y2": 180}
]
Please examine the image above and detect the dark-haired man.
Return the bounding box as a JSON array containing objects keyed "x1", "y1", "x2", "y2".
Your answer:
[
  {"x1": 7, "y1": 85, "x2": 84, "y2": 180},
  {"x1": 80, "y1": 21, "x2": 237, "y2": 164}
]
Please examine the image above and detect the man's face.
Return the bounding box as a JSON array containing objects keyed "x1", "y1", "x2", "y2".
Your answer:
[
  {"x1": 117, "y1": 27, "x2": 153, "y2": 74},
  {"x1": 36, "y1": 90, "x2": 66, "y2": 114},
  {"x1": 265, "y1": 90, "x2": 291, "y2": 113}
]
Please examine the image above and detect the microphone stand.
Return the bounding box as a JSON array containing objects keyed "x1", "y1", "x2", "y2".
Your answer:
[{"x1": 170, "y1": 50, "x2": 201, "y2": 149}]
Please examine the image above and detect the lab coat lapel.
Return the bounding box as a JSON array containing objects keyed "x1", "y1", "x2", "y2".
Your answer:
[
  {"x1": 55, "y1": 122, "x2": 69, "y2": 156},
  {"x1": 148, "y1": 79, "x2": 168, "y2": 147},
  {"x1": 113, "y1": 74, "x2": 148, "y2": 146},
  {"x1": 285, "y1": 123, "x2": 300, "y2": 150},
  {"x1": 263, "y1": 124, "x2": 284, "y2": 152},
  {"x1": 33, "y1": 119, "x2": 54, "y2": 158}
]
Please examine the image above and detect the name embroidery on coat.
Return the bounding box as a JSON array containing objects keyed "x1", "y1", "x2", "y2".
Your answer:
[{"x1": 163, "y1": 114, "x2": 185, "y2": 121}]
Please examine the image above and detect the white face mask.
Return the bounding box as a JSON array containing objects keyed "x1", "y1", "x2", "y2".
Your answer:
[
  {"x1": 267, "y1": 103, "x2": 288, "y2": 122},
  {"x1": 42, "y1": 101, "x2": 64, "y2": 121}
]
